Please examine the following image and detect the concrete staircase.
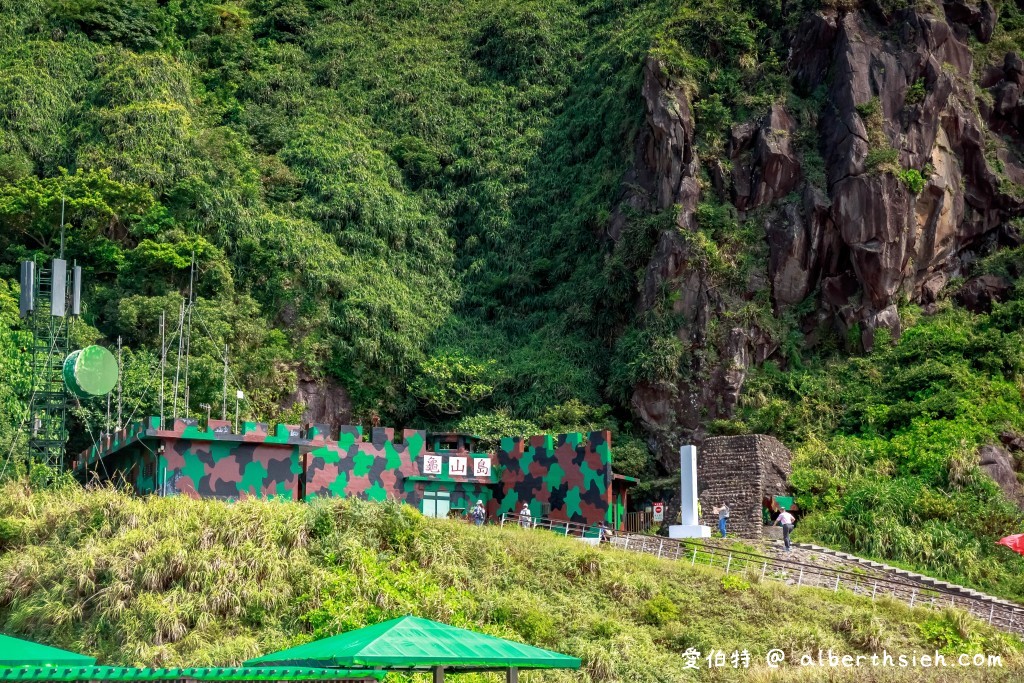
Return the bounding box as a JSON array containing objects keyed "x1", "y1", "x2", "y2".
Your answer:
[{"x1": 790, "y1": 542, "x2": 1021, "y2": 609}]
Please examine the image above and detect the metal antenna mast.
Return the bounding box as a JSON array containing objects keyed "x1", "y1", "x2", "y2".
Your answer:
[
  {"x1": 116, "y1": 336, "x2": 122, "y2": 430},
  {"x1": 59, "y1": 197, "x2": 65, "y2": 259},
  {"x1": 222, "y1": 343, "x2": 228, "y2": 421},
  {"x1": 159, "y1": 310, "x2": 166, "y2": 425},
  {"x1": 182, "y1": 252, "x2": 195, "y2": 417},
  {"x1": 172, "y1": 299, "x2": 185, "y2": 419}
]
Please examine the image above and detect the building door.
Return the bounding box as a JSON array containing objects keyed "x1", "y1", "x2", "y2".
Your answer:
[{"x1": 421, "y1": 490, "x2": 451, "y2": 518}]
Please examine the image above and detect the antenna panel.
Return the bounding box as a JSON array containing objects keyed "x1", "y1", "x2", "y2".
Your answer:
[
  {"x1": 51, "y1": 258, "x2": 67, "y2": 317},
  {"x1": 18, "y1": 260, "x2": 34, "y2": 317},
  {"x1": 72, "y1": 265, "x2": 82, "y2": 316}
]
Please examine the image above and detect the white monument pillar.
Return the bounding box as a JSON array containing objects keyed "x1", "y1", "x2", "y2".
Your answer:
[{"x1": 669, "y1": 444, "x2": 711, "y2": 539}]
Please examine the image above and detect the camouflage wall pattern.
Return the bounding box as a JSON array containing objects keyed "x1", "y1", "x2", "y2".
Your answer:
[
  {"x1": 75, "y1": 418, "x2": 625, "y2": 527},
  {"x1": 494, "y1": 431, "x2": 614, "y2": 525},
  {"x1": 303, "y1": 425, "x2": 496, "y2": 511}
]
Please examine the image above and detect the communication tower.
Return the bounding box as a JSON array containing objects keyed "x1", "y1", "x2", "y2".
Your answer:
[{"x1": 18, "y1": 257, "x2": 80, "y2": 471}]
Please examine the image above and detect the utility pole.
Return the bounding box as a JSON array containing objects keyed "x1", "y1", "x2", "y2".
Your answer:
[
  {"x1": 116, "y1": 336, "x2": 122, "y2": 430},
  {"x1": 183, "y1": 252, "x2": 195, "y2": 416},
  {"x1": 222, "y1": 343, "x2": 228, "y2": 421},
  {"x1": 234, "y1": 390, "x2": 243, "y2": 432},
  {"x1": 172, "y1": 299, "x2": 185, "y2": 419},
  {"x1": 159, "y1": 310, "x2": 166, "y2": 426}
]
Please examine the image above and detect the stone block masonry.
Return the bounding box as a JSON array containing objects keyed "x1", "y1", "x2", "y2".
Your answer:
[{"x1": 697, "y1": 435, "x2": 792, "y2": 539}]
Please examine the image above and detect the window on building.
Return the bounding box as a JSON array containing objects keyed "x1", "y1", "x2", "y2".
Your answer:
[
  {"x1": 540, "y1": 502, "x2": 551, "y2": 518},
  {"x1": 421, "y1": 490, "x2": 451, "y2": 519}
]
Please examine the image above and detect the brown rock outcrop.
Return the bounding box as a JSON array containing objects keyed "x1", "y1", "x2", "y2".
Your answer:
[
  {"x1": 979, "y1": 444, "x2": 1024, "y2": 507},
  {"x1": 731, "y1": 105, "x2": 802, "y2": 211},
  {"x1": 955, "y1": 274, "x2": 1011, "y2": 312},
  {"x1": 615, "y1": 3, "x2": 1024, "y2": 448}
]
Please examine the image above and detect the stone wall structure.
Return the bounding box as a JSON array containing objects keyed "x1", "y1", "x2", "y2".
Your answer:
[{"x1": 696, "y1": 434, "x2": 792, "y2": 539}]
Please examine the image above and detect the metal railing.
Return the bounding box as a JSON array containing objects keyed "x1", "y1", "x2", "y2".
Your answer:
[
  {"x1": 498, "y1": 513, "x2": 1024, "y2": 637},
  {"x1": 612, "y1": 533, "x2": 1024, "y2": 637},
  {"x1": 500, "y1": 513, "x2": 613, "y2": 540}
]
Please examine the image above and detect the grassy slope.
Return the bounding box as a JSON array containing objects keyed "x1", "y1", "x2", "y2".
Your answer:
[{"x1": 0, "y1": 487, "x2": 1021, "y2": 683}]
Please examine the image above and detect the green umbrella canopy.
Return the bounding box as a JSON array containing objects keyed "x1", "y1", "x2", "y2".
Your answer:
[
  {"x1": 0, "y1": 666, "x2": 383, "y2": 681},
  {"x1": 0, "y1": 633, "x2": 97, "y2": 667},
  {"x1": 244, "y1": 616, "x2": 582, "y2": 672}
]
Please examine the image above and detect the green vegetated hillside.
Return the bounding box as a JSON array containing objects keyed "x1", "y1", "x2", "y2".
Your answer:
[
  {"x1": 732, "y1": 297, "x2": 1024, "y2": 602},
  {"x1": 4, "y1": 0, "x2": 1024, "y2": 616},
  {"x1": 1, "y1": 487, "x2": 1022, "y2": 683},
  {"x1": 0, "y1": 0, "x2": 677, "y2": 428}
]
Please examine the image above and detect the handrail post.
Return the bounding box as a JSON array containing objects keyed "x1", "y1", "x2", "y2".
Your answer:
[
  {"x1": 658, "y1": 539, "x2": 664, "y2": 558},
  {"x1": 797, "y1": 567, "x2": 803, "y2": 587},
  {"x1": 760, "y1": 561, "x2": 767, "y2": 582},
  {"x1": 834, "y1": 575, "x2": 840, "y2": 592},
  {"x1": 624, "y1": 536, "x2": 630, "y2": 550},
  {"x1": 909, "y1": 590, "x2": 916, "y2": 608},
  {"x1": 989, "y1": 603, "x2": 995, "y2": 625},
  {"x1": 725, "y1": 554, "x2": 732, "y2": 574},
  {"x1": 872, "y1": 582, "x2": 877, "y2": 600},
  {"x1": 691, "y1": 547, "x2": 697, "y2": 565},
  {"x1": 500, "y1": 514, "x2": 506, "y2": 527}
]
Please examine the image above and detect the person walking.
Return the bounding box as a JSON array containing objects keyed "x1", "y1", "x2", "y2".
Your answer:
[
  {"x1": 775, "y1": 507, "x2": 796, "y2": 551},
  {"x1": 713, "y1": 502, "x2": 730, "y2": 538},
  {"x1": 471, "y1": 500, "x2": 486, "y2": 526},
  {"x1": 519, "y1": 502, "x2": 532, "y2": 528},
  {"x1": 597, "y1": 520, "x2": 611, "y2": 543}
]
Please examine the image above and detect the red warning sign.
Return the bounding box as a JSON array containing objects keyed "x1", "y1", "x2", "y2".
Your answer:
[{"x1": 652, "y1": 502, "x2": 664, "y2": 522}]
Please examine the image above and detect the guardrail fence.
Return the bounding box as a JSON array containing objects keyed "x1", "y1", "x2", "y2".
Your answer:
[{"x1": 499, "y1": 514, "x2": 1024, "y2": 637}]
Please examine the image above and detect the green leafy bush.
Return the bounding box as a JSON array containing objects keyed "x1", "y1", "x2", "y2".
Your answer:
[
  {"x1": 639, "y1": 594, "x2": 679, "y2": 626},
  {"x1": 897, "y1": 168, "x2": 926, "y2": 194},
  {"x1": 905, "y1": 78, "x2": 926, "y2": 105},
  {"x1": 720, "y1": 574, "x2": 750, "y2": 592}
]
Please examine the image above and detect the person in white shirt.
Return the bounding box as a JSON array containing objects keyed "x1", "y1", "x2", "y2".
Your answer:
[
  {"x1": 713, "y1": 503, "x2": 730, "y2": 537},
  {"x1": 519, "y1": 502, "x2": 532, "y2": 528},
  {"x1": 775, "y1": 508, "x2": 796, "y2": 551}
]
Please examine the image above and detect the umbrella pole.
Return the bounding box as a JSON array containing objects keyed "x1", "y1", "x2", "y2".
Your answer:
[
  {"x1": 432, "y1": 666, "x2": 445, "y2": 683},
  {"x1": 507, "y1": 667, "x2": 519, "y2": 683}
]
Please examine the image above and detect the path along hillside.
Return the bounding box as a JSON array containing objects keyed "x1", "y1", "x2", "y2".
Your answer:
[{"x1": 0, "y1": 487, "x2": 1022, "y2": 682}]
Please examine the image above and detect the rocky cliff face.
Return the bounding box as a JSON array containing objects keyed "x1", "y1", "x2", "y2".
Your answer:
[{"x1": 619, "y1": 1, "x2": 1024, "y2": 459}]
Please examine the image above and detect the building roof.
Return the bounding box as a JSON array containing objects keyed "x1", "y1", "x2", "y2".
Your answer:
[
  {"x1": 0, "y1": 634, "x2": 96, "y2": 667},
  {"x1": 243, "y1": 616, "x2": 581, "y2": 672}
]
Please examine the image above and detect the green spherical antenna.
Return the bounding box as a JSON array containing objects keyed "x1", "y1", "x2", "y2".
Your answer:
[{"x1": 63, "y1": 345, "x2": 118, "y2": 398}]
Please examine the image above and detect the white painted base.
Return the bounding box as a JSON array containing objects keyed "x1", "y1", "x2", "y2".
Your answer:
[{"x1": 669, "y1": 524, "x2": 712, "y2": 539}]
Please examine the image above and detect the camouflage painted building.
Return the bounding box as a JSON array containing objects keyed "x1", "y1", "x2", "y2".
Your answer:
[{"x1": 74, "y1": 417, "x2": 635, "y2": 528}]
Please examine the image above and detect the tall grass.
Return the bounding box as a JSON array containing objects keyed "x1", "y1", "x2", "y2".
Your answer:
[{"x1": 0, "y1": 486, "x2": 1021, "y2": 681}]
